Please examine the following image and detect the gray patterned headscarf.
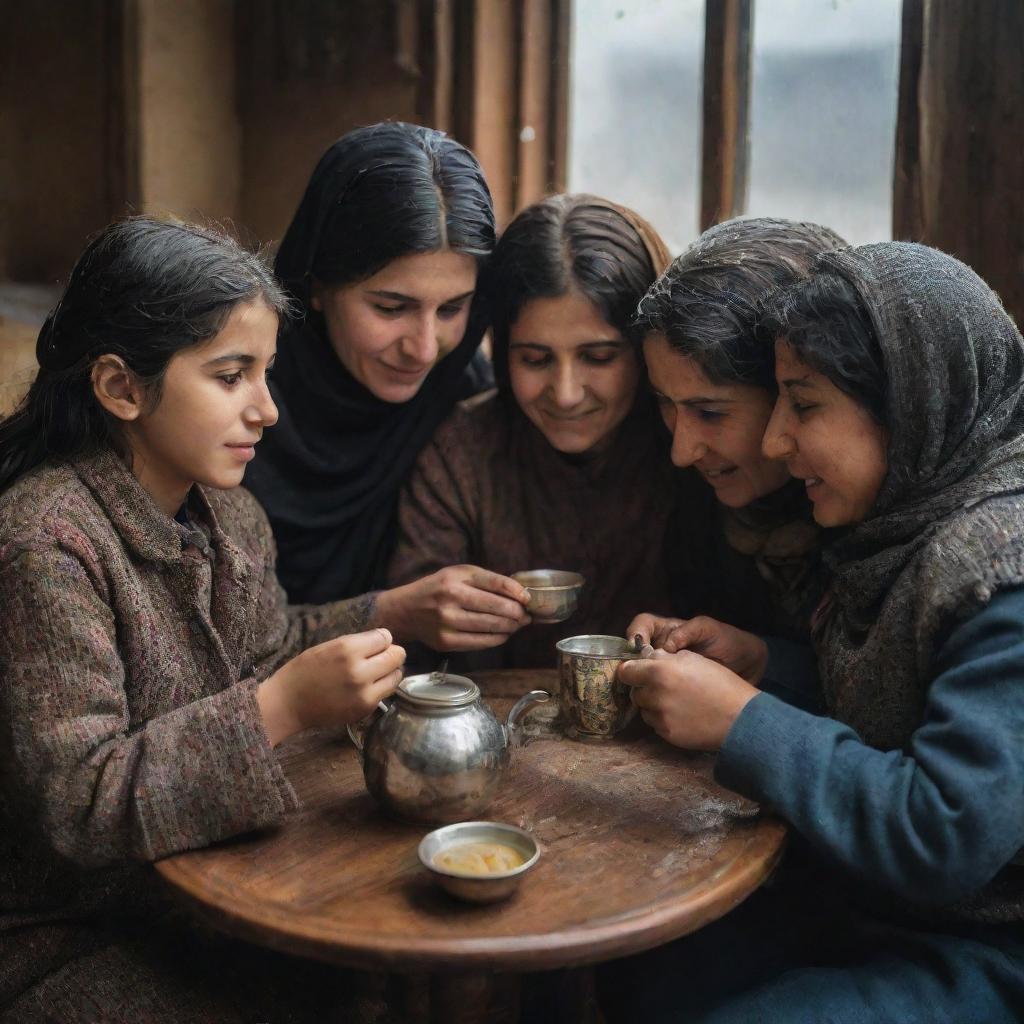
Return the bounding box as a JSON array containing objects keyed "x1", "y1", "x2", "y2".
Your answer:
[
  {"x1": 807, "y1": 243, "x2": 1024, "y2": 923},
  {"x1": 820, "y1": 242, "x2": 1024, "y2": 629}
]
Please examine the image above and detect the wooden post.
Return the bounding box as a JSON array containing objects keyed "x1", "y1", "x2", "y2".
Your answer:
[
  {"x1": 418, "y1": 0, "x2": 570, "y2": 227},
  {"x1": 134, "y1": 0, "x2": 241, "y2": 220},
  {"x1": 415, "y1": 0, "x2": 455, "y2": 133},
  {"x1": 548, "y1": 0, "x2": 571, "y2": 199},
  {"x1": 700, "y1": 0, "x2": 753, "y2": 231},
  {"x1": 516, "y1": 0, "x2": 571, "y2": 209},
  {"x1": 891, "y1": 0, "x2": 923, "y2": 243},
  {"x1": 466, "y1": 0, "x2": 519, "y2": 226},
  {"x1": 892, "y1": 0, "x2": 1024, "y2": 325},
  {"x1": 517, "y1": 0, "x2": 554, "y2": 206}
]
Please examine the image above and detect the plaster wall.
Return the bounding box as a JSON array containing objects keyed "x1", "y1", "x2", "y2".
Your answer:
[{"x1": 137, "y1": 0, "x2": 241, "y2": 222}]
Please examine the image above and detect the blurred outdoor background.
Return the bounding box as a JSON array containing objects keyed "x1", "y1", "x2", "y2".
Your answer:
[{"x1": 570, "y1": 0, "x2": 901, "y2": 253}]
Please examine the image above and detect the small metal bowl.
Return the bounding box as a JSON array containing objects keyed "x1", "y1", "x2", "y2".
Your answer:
[
  {"x1": 418, "y1": 821, "x2": 540, "y2": 904},
  {"x1": 512, "y1": 569, "x2": 585, "y2": 623}
]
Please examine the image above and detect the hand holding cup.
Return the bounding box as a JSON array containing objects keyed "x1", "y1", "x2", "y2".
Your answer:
[
  {"x1": 375, "y1": 566, "x2": 532, "y2": 652},
  {"x1": 627, "y1": 612, "x2": 768, "y2": 684},
  {"x1": 617, "y1": 650, "x2": 759, "y2": 751}
]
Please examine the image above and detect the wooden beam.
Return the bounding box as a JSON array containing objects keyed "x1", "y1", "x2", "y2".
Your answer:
[
  {"x1": 548, "y1": 0, "x2": 571, "y2": 196},
  {"x1": 468, "y1": 0, "x2": 519, "y2": 227},
  {"x1": 517, "y1": 0, "x2": 552, "y2": 208},
  {"x1": 392, "y1": 0, "x2": 420, "y2": 79},
  {"x1": 892, "y1": 0, "x2": 924, "y2": 240},
  {"x1": 700, "y1": 0, "x2": 753, "y2": 232},
  {"x1": 892, "y1": 0, "x2": 1024, "y2": 325},
  {"x1": 415, "y1": 0, "x2": 454, "y2": 132},
  {"x1": 135, "y1": 0, "x2": 242, "y2": 219},
  {"x1": 421, "y1": 0, "x2": 570, "y2": 223},
  {"x1": 105, "y1": 0, "x2": 141, "y2": 216}
]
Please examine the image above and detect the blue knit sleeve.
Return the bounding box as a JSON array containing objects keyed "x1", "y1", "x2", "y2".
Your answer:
[{"x1": 715, "y1": 586, "x2": 1024, "y2": 904}]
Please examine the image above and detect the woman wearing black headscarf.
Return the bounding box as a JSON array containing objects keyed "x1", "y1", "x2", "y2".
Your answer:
[
  {"x1": 606, "y1": 243, "x2": 1024, "y2": 1021},
  {"x1": 247, "y1": 122, "x2": 532, "y2": 653}
]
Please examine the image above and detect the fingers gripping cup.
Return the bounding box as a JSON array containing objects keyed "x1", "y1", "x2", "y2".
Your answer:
[{"x1": 555, "y1": 635, "x2": 638, "y2": 741}]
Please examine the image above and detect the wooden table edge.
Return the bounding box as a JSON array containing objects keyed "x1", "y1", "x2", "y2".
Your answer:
[{"x1": 156, "y1": 817, "x2": 787, "y2": 973}]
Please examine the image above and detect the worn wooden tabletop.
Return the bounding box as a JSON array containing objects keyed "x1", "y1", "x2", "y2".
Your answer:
[{"x1": 156, "y1": 668, "x2": 785, "y2": 975}]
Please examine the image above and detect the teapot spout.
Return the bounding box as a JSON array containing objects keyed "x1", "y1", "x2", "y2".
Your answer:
[{"x1": 504, "y1": 689, "x2": 551, "y2": 746}]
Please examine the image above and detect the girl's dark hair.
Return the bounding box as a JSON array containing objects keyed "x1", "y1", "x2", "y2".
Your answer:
[
  {"x1": 0, "y1": 216, "x2": 287, "y2": 492},
  {"x1": 275, "y1": 121, "x2": 495, "y2": 301},
  {"x1": 755, "y1": 270, "x2": 888, "y2": 426},
  {"x1": 486, "y1": 193, "x2": 663, "y2": 391},
  {"x1": 634, "y1": 217, "x2": 846, "y2": 391}
]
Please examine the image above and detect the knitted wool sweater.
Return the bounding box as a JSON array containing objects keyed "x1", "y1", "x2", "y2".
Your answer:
[{"x1": 0, "y1": 447, "x2": 373, "y2": 1004}]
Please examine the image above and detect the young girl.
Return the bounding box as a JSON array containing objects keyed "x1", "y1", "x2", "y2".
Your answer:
[
  {"x1": 611, "y1": 243, "x2": 1024, "y2": 1022},
  {"x1": 0, "y1": 218, "x2": 405, "y2": 1021},
  {"x1": 387, "y1": 194, "x2": 677, "y2": 668}
]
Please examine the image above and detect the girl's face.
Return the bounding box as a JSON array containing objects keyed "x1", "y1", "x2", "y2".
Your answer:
[
  {"x1": 508, "y1": 291, "x2": 641, "y2": 455},
  {"x1": 120, "y1": 299, "x2": 280, "y2": 514},
  {"x1": 643, "y1": 333, "x2": 790, "y2": 508},
  {"x1": 311, "y1": 249, "x2": 477, "y2": 404},
  {"x1": 763, "y1": 339, "x2": 888, "y2": 527}
]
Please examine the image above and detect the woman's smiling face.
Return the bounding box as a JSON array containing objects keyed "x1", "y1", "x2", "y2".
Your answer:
[
  {"x1": 762, "y1": 338, "x2": 889, "y2": 526},
  {"x1": 311, "y1": 249, "x2": 477, "y2": 404},
  {"x1": 508, "y1": 291, "x2": 641, "y2": 455},
  {"x1": 643, "y1": 333, "x2": 790, "y2": 508}
]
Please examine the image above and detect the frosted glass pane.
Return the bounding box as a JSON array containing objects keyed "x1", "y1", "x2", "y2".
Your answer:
[
  {"x1": 569, "y1": 0, "x2": 705, "y2": 254},
  {"x1": 748, "y1": 0, "x2": 901, "y2": 244}
]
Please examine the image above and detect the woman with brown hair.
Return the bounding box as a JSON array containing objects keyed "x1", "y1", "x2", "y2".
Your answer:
[{"x1": 388, "y1": 193, "x2": 677, "y2": 667}]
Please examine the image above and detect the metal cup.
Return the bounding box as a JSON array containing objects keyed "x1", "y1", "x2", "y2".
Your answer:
[
  {"x1": 555, "y1": 635, "x2": 638, "y2": 742},
  {"x1": 512, "y1": 569, "x2": 585, "y2": 623}
]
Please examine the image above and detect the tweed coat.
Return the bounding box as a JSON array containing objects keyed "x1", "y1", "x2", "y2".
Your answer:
[{"x1": 0, "y1": 447, "x2": 375, "y2": 1018}]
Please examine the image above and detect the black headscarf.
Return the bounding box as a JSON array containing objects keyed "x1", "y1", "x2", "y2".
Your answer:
[{"x1": 245, "y1": 125, "x2": 494, "y2": 603}]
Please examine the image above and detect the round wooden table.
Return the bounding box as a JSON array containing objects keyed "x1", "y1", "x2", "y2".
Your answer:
[{"x1": 157, "y1": 669, "x2": 785, "y2": 1021}]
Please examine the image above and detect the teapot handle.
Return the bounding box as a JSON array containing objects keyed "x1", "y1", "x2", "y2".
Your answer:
[
  {"x1": 346, "y1": 699, "x2": 390, "y2": 755},
  {"x1": 504, "y1": 689, "x2": 551, "y2": 747}
]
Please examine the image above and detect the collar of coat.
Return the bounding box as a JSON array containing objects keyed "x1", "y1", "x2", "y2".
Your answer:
[{"x1": 71, "y1": 447, "x2": 227, "y2": 564}]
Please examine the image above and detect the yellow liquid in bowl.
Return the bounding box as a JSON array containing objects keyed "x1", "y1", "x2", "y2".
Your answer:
[{"x1": 433, "y1": 842, "x2": 526, "y2": 875}]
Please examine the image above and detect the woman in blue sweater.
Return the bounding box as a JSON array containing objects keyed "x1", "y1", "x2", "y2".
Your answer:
[{"x1": 613, "y1": 242, "x2": 1024, "y2": 1022}]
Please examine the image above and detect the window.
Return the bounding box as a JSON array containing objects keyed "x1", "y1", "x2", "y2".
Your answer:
[
  {"x1": 747, "y1": 0, "x2": 901, "y2": 243},
  {"x1": 569, "y1": 0, "x2": 705, "y2": 254},
  {"x1": 570, "y1": 0, "x2": 901, "y2": 248}
]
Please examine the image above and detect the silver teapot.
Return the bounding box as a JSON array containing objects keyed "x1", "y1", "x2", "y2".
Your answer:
[{"x1": 347, "y1": 674, "x2": 550, "y2": 824}]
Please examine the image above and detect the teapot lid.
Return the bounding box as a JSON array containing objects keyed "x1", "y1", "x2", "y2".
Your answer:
[{"x1": 397, "y1": 673, "x2": 480, "y2": 709}]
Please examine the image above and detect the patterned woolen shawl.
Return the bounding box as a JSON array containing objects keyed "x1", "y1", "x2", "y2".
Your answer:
[{"x1": 817, "y1": 242, "x2": 1024, "y2": 757}]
